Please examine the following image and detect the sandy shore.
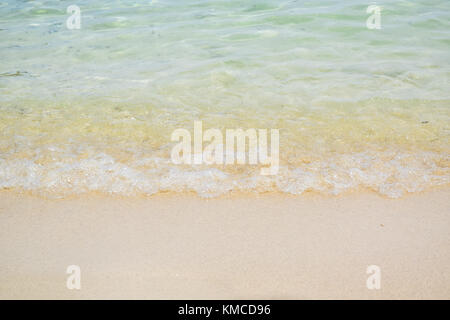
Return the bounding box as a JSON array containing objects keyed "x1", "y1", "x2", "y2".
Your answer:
[{"x1": 0, "y1": 189, "x2": 449, "y2": 299}]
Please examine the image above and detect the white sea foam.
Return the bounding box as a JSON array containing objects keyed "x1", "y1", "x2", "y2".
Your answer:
[{"x1": 0, "y1": 150, "x2": 448, "y2": 198}]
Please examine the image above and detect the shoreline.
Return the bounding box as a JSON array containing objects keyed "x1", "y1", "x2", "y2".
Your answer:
[
  {"x1": 1, "y1": 182, "x2": 449, "y2": 200},
  {"x1": 0, "y1": 188, "x2": 449, "y2": 299}
]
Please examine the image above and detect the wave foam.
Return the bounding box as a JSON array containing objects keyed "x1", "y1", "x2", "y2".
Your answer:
[{"x1": 1, "y1": 151, "x2": 448, "y2": 198}]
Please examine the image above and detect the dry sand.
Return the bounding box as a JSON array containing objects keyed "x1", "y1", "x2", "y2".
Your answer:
[{"x1": 0, "y1": 189, "x2": 449, "y2": 299}]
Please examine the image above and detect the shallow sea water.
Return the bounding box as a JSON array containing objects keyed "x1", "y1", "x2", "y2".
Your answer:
[{"x1": 0, "y1": 0, "x2": 449, "y2": 197}]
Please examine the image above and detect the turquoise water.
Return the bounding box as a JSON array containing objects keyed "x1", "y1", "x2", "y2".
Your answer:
[{"x1": 0, "y1": 0, "x2": 449, "y2": 197}]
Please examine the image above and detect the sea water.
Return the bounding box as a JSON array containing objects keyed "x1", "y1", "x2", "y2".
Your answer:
[{"x1": 0, "y1": 0, "x2": 449, "y2": 197}]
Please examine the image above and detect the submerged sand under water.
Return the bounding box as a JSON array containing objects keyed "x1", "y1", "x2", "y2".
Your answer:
[{"x1": 0, "y1": 98, "x2": 448, "y2": 198}]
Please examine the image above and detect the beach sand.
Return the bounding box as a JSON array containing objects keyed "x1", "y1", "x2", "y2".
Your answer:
[{"x1": 0, "y1": 189, "x2": 449, "y2": 299}]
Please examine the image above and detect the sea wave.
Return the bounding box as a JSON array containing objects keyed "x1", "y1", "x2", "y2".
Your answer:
[{"x1": 0, "y1": 150, "x2": 448, "y2": 198}]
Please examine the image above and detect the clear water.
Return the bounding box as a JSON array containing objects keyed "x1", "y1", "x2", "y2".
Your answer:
[{"x1": 0, "y1": 0, "x2": 449, "y2": 197}]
